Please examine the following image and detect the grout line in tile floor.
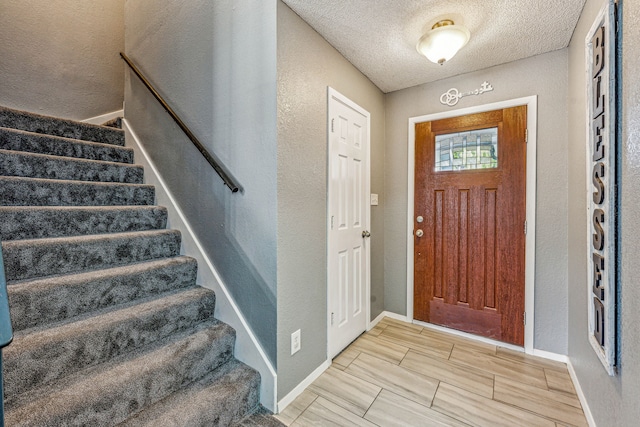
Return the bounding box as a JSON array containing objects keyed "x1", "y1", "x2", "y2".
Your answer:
[
  {"x1": 362, "y1": 388, "x2": 384, "y2": 422},
  {"x1": 276, "y1": 317, "x2": 588, "y2": 427}
]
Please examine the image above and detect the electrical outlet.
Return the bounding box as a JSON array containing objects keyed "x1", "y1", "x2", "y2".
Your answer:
[{"x1": 291, "y1": 329, "x2": 301, "y2": 355}]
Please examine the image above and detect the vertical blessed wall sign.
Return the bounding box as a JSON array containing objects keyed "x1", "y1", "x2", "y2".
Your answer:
[{"x1": 586, "y1": 0, "x2": 617, "y2": 376}]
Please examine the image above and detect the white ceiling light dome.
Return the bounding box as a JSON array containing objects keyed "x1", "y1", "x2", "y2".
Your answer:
[{"x1": 417, "y1": 19, "x2": 471, "y2": 65}]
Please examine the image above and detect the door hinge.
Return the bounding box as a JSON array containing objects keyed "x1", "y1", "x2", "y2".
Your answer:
[
  {"x1": 331, "y1": 118, "x2": 335, "y2": 133},
  {"x1": 524, "y1": 220, "x2": 527, "y2": 235},
  {"x1": 331, "y1": 215, "x2": 335, "y2": 230},
  {"x1": 331, "y1": 312, "x2": 335, "y2": 325},
  {"x1": 525, "y1": 128, "x2": 528, "y2": 144},
  {"x1": 523, "y1": 311, "x2": 526, "y2": 325}
]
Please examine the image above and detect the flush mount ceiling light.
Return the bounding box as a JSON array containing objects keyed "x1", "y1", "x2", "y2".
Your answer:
[{"x1": 416, "y1": 19, "x2": 471, "y2": 65}]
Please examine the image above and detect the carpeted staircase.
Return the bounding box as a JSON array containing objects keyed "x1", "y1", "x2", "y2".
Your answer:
[{"x1": 0, "y1": 106, "x2": 281, "y2": 426}]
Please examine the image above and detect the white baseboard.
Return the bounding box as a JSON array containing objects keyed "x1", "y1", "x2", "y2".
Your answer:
[
  {"x1": 370, "y1": 311, "x2": 408, "y2": 329},
  {"x1": 398, "y1": 316, "x2": 571, "y2": 362},
  {"x1": 566, "y1": 359, "x2": 596, "y2": 427},
  {"x1": 122, "y1": 119, "x2": 277, "y2": 412},
  {"x1": 277, "y1": 359, "x2": 330, "y2": 414},
  {"x1": 82, "y1": 109, "x2": 123, "y2": 125},
  {"x1": 531, "y1": 349, "x2": 568, "y2": 363}
]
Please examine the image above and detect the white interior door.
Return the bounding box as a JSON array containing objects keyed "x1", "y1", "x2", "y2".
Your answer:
[{"x1": 327, "y1": 88, "x2": 370, "y2": 359}]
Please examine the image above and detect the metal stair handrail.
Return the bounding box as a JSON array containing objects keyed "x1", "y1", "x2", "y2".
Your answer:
[{"x1": 120, "y1": 52, "x2": 242, "y2": 193}]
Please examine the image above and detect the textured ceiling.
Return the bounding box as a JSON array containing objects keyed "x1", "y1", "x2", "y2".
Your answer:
[{"x1": 281, "y1": 0, "x2": 586, "y2": 93}]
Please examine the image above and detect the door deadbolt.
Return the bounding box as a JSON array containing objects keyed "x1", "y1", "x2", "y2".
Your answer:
[
  {"x1": 416, "y1": 216, "x2": 424, "y2": 223},
  {"x1": 415, "y1": 229, "x2": 424, "y2": 237}
]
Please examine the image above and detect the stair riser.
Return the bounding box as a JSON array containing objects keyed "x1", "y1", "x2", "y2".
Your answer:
[
  {"x1": 0, "y1": 107, "x2": 125, "y2": 146},
  {"x1": 2, "y1": 230, "x2": 181, "y2": 281},
  {"x1": 0, "y1": 176, "x2": 154, "y2": 206},
  {"x1": 4, "y1": 289, "x2": 216, "y2": 397},
  {"x1": 5, "y1": 323, "x2": 236, "y2": 427},
  {"x1": 0, "y1": 127, "x2": 133, "y2": 163},
  {"x1": 120, "y1": 361, "x2": 261, "y2": 426},
  {"x1": 182, "y1": 367, "x2": 260, "y2": 427},
  {"x1": 8, "y1": 257, "x2": 197, "y2": 331},
  {"x1": 0, "y1": 150, "x2": 143, "y2": 183},
  {"x1": 0, "y1": 206, "x2": 168, "y2": 241}
]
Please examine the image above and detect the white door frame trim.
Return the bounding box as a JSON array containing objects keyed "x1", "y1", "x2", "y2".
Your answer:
[
  {"x1": 406, "y1": 96, "x2": 537, "y2": 353},
  {"x1": 326, "y1": 87, "x2": 372, "y2": 358}
]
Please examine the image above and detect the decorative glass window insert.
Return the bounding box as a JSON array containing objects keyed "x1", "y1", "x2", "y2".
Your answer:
[{"x1": 435, "y1": 127, "x2": 498, "y2": 172}]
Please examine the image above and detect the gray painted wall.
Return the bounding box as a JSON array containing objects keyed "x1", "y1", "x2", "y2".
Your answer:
[
  {"x1": 0, "y1": 0, "x2": 124, "y2": 120},
  {"x1": 124, "y1": 0, "x2": 279, "y2": 363},
  {"x1": 277, "y1": 1, "x2": 386, "y2": 399},
  {"x1": 567, "y1": 0, "x2": 640, "y2": 424},
  {"x1": 384, "y1": 50, "x2": 569, "y2": 354}
]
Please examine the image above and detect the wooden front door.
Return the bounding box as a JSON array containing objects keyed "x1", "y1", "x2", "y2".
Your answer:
[{"x1": 413, "y1": 106, "x2": 527, "y2": 345}]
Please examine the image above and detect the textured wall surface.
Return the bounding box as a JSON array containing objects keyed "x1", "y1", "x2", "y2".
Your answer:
[
  {"x1": 277, "y1": 1, "x2": 386, "y2": 400},
  {"x1": 567, "y1": 0, "x2": 640, "y2": 425},
  {"x1": 0, "y1": 0, "x2": 124, "y2": 120},
  {"x1": 124, "y1": 0, "x2": 278, "y2": 362},
  {"x1": 619, "y1": 1, "x2": 640, "y2": 422},
  {"x1": 384, "y1": 50, "x2": 569, "y2": 354}
]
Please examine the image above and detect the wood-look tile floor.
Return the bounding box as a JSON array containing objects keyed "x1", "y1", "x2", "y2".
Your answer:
[{"x1": 276, "y1": 317, "x2": 588, "y2": 427}]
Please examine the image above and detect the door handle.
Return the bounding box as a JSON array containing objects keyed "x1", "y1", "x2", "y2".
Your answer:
[
  {"x1": 415, "y1": 229, "x2": 424, "y2": 238},
  {"x1": 362, "y1": 230, "x2": 371, "y2": 238}
]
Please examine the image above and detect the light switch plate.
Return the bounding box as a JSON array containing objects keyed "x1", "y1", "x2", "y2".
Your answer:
[{"x1": 370, "y1": 193, "x2": 379, "y2": 206}]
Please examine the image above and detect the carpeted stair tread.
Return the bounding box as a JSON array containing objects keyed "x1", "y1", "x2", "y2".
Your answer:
[
  {"x1": 0, "y1": 148, "x2": 144, "y2": 183},
  {"x1": 119, "y1": 360, "x2": 261, "y2": 427},
  {"x1": 4, "y1": 319, "x2": 236, "y2": 427},
  {"x1": 232, "y1": 406, "x2": 285, "y2": 427},
  {"x1": 0, "y1": 205, "x2": 168, "y2": 241},
  {"x1": 8, "y1": 256, "x2": 198, "y2": 331},
  {"x1": 0, "y1": 127, "x2": 133, "y2": 163},
  {"x1": 4, "y1": 286, "x2": 216, "y2": 397},
  {"x1": 0, "y1": 106, "x2": 125, "y2": 146},
  {"x1": 1, "y1": 229, "x2": 181, "y2": 281},
  {"x1": 0, "y1": 176, "x2": 155, "y2": 206}
]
